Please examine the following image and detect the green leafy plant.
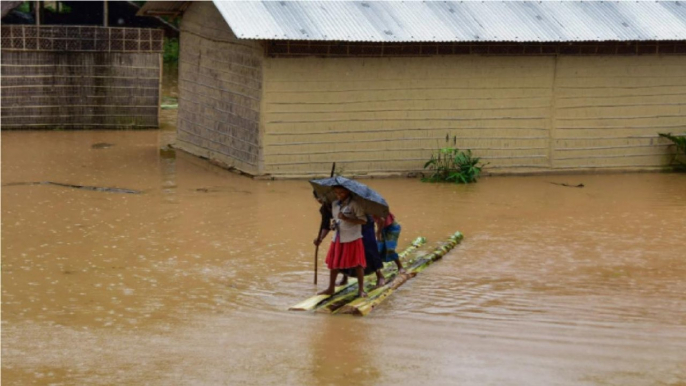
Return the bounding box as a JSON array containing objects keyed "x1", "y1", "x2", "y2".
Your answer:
[
  {"x1": 163, "y1": 37, "x2": 179, "y2": 63},
  {"x1": 422, "y1": 136, "x2": 485, "y2": 184},
  {"x1": 658, "y1": 133, "x2": 686, "y2": 170},
  {"x1": 43, "y1": 2, "x2": 72, "y2": 14},
  {"x1": 17, "y1": 2, "x2": 31, "y2": 13}
]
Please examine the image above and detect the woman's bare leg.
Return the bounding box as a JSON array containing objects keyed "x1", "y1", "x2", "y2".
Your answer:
[
  {"x1": 375, "y1": 270, "x2": 386, "y2": 287},
  {"x1": 356, "y1": 266, "x2": 367, "y2": 297},
  {"x1": 395, "y1": 259, "x2": 406, "y2": 274},
  {"x1": 318, "y1": 269, "x2": 339, "y2": 295},
  {"x1": 337, "y1": 272, "x2": 349, "y2": 286}
]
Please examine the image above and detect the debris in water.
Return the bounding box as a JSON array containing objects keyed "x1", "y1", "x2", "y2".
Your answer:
[
  {"x1": 549, "y1": 182, "x2": 584, "y2": 188},
  {"x1": 91, "y1": 143, "x2": 114, "y2": 149},
  {"x1": 161, "y1": 96, "x2": 178, "y2": 110},
  {"x1": 2, "y1": 181, "x2": 142, "y2": 194},
  {"x1": 193, "y1": 186, "x2": 252, "y2": 194},
  {"x1": 159, "y1": 145, "x2": 176, "y2": 159}
]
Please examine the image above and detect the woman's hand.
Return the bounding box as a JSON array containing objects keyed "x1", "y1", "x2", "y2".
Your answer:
[
  {"x1": 338, "y1": 212, "x2": 366, "y2": 225},
  {"x1": 313, "y1": 238, "x2": 322, "y2": 246}
]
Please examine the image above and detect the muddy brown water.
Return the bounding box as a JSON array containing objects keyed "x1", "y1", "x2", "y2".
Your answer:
[{"x1": 2, "y1": 128, "x2": 685, "y2": 385}]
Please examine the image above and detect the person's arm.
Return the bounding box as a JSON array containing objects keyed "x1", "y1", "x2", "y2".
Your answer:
[
  {"x1": 338, "y1": 201, "x2": 367, "y2": 225},
  {"x1": 338, "y1": 212, "x2": 367, "y2": 225},
  {"x1": 375, "y1": 216, "x2": 385, "y2": 240},
  {"x1": 314, "y1": 228, "x2": 330, "y2": 246},
  {"x1": 315, "y1": 205, "x2": 333, "y2": 245}
]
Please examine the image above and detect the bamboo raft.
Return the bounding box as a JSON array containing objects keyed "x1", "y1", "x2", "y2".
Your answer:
[
  {"x1": 290, "y1": 232, "x2": 464, "y2": 316},
  {"x1": 289, "y1": 236, "x2": 427, "y2": 312},
  {"x1": 338, "y1": 232, "x2": 463, "y2": 316}
]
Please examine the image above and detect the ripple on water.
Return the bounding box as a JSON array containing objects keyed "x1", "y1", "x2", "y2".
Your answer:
[{"x1": 2, "y1": 132, "x2": 686, "y2": 385}]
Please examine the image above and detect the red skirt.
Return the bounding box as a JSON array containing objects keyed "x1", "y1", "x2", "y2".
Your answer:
[{"x1": 326, "y1": 237, "x2": 366, "y2": 270}]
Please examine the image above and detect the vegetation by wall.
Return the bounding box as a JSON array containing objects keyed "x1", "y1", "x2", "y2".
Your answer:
[{"x1": 163, "y1": 37, "x2": 179, "y2": 63}]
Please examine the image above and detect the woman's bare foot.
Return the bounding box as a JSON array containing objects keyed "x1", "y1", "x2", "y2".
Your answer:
[
  {"x1": 318, "y1": 288, "x2": 335, "y2": 295},
  {"x1": 358, "y1": 291, "x2": 368, "y2": 298},
  {"x1": 398, "y1": 268, "x2": 407, "y2": 274},
  {"x1": 376, "y1": 277, "x2": 386, "y2": 287}
]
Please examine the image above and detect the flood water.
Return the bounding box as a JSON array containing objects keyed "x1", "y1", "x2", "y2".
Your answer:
[
  {"x1": 2, "y1": 129, "x2": 685, "y2": 385},
  {"x1": 2, "y1": 77, "x2": 686, "y2": 384}
]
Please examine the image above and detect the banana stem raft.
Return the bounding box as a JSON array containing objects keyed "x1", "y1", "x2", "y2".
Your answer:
[
  {"x1": 337, "y1": 231, "x2": 464, "y2": 317},
  {"x1": 289, "y1": 236, "x2": 427, "y2": 312}
]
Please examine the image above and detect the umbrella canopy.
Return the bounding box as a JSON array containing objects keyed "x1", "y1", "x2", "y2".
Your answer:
[{"x1": 310, "y1": 176, "x2": 389, "y2": 218}]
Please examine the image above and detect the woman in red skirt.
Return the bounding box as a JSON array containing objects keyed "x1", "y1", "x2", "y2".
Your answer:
[{"x1": 319, "y1": 185, "x2": 368, "y2": 298}]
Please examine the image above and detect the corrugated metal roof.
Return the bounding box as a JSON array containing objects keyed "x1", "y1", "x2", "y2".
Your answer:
[{"x1": 209, "y1": 1, "x2": 686, "y2": 42}]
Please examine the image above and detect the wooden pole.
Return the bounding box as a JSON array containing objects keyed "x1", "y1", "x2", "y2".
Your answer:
[
  {"x1": 313, "y1": 244, "x2": 319, "y2": 285},
  {"x1": 103, "y1": 0, "x2": 108, "y2": 27},
  {"x1": 35, "y1": 1, "x2": 40, "y2": 25},
  {"x1": 158, "y1": 52, "x2": 163, "y2": 127}
]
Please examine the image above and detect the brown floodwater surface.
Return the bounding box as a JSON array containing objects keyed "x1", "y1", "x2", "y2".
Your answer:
[{"x1": 2, "y1": 130, "x2": 685, "y2": 385}]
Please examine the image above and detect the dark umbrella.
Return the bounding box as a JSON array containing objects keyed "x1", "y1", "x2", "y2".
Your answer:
[{"x1": 310, "y1": 176, "x2": 389, "y2": 218}]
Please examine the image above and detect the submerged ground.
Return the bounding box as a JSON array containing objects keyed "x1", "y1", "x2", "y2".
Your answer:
[{"x1": 1, "y1": 128, "x2": 685, "y2": 385}]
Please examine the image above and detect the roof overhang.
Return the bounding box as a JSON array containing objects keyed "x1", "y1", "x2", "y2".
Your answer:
[
  {"x1": 137, "y1": 1, "x2": 191, "y2": 17},
  {"x1": 1, "y1": 1, "x2": 25, "y2": 18}
]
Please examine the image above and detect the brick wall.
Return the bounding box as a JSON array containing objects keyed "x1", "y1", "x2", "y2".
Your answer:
[{"x1": 1, "y1": 26, "x2": 163, "y2": 130}]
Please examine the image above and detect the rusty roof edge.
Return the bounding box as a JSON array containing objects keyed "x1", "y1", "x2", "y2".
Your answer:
[{"x1": 136, "y1": 1, "x2": 191, "y2": 17}]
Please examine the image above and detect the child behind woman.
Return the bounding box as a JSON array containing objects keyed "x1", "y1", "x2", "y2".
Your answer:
[{"x1": 375, "y1": 212, "x2": 405, "y2": 273}]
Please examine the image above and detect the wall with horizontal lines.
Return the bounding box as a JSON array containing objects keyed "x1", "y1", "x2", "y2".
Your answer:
[
  {"x1": 552, "y1": 56, "x2": 684, "y2": 171},
  {"x1": 176, "y1": 1, "x2": 263, "y2": 174},
  {"x1": 261, "y1": 55, "x2": 684, "y2": 177},
  {"x1": 1, "y1": 26, "x2": 163, "y2": 130}
]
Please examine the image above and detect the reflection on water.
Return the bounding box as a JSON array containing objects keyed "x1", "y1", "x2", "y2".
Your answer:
[
  {"x1": 159, "y1": 63, "x2": 178, "y2": 132},
  {"x1": 2, "y1": 129, "x2": 685, "y2": 385}
]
